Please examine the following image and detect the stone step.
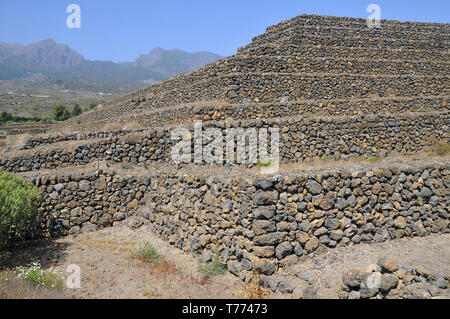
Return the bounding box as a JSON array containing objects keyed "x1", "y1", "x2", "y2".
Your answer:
[
  {"x1": 223, "y1": 73, "x2": 449, "y2": 103},
  {"x1": 252, "y1": 24, "x2": 450, "y2": 46},
  {"x1": 238, "y1": 43, "x2": 449, "y2": 62},
  {"x1": 255, "y1": 19, "x2": 450, "y2": 50},
  {"x1": 13, "y1": 154, "x2": 449, "y2": 276},
  {"x1": 53, "y1": 66, "x2": 449, "y2": 132},
  {"x1": 123, "y1": 72, "x2": 449, "y2": 111},
  {"x1": 207, "y1": 55, "x2": 450, "y2": 77},
  {"x1": 55, "y1": 94, "x2": 449, "y2": 134},
  {"x1": 243, "y1": 33, "x2": 449, "y2": 52},
  {"x1": 131, "y1": 96, "x2": 450, "y2": 127},
  {"x1": 3, "y1": 111, "x2": 448, "y2": 173},
  {"x1": 0, "y1": 123, "x2": 54, "y2": 135},
  {"x1": 264, "y1": 14, "x2": 450, "y2": 34}
]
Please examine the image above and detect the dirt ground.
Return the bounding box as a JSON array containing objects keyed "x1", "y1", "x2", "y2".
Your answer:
[
  {"x1": 0, "y1": 225, "x2": 246, "y2": 299},
  {"x1": 1, "y1": 224, "x2": 449, "y2": 299}
]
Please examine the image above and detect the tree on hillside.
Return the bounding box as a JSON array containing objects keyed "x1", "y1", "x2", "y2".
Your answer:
[
  {"x1": 0, "y1": 111, "x2": 13, "y2": 123},
  {"x1": 72, "y1": 104, "x2": 82, "y2": 117},
  {"x1": 52, "y1": 105, "x2": 71, "y2": 121}
]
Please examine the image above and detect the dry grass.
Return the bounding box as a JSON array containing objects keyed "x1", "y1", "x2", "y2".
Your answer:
[
  {"x1": 0, "y1": 277, "x2": 67, "y2": 299},
  {"x1": 102, "y1": 122, "x2": 123, "y2": 131},
  {"x1": 0, "y1": 270, "x2": 67, "y2": 299},
  {"x1": 133, "y1": 242, "x2": 205, "y2": 286},
  {"x1": 81, "y1": 236, "x2": 118, "y2": 249},
  {"x1": 273, "y1": 150, "x2": 448, "y2": 173},
  {"x1": 236, "y1": 271, "x2": 271, "y2": 299},
  {"x1": 134, "y1": 242, "x2": 178, "y2": 277},
  {"x1": 121, "y1": 162, "x2": 133, "y2": 169},
  {"x1": 5, "y1": 134, "x2": 30, "y2": 150},
  {"x1": 122, "y1": 121, "x2": 143, "y2": 131},
  {"x1": 433, "y1": 141, "x2": 450, "y2": 156},
  {"x1": 1, "y1": 227, "x2": 243, "y2": 299},
  {"x1": 197, "y1": 261, "x2": 228, "y2": 281}
]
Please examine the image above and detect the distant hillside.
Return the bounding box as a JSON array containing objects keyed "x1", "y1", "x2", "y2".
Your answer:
[
  {"x1": 0, "y1": 39, "x2": 224, "y2": 91},
  {"x1": 0, "y1": 39, "x2": 223, "y2": 117},
  {"x1": 135, "y1": 47, "x2": 223, "y2": 78}
]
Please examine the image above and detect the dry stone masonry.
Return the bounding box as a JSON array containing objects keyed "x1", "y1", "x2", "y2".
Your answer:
[
  {"x1": 1, "y1": 14, "x2": 449, "y2": 296},
  {"x1": 15, "y1": 158, "x2": 450, "y2": 280},
  {"x1": 1, "y1": 111, "x2": 448, "y2": 172},
  {"x1": 50, "y1": 15, "x2": 448, "y2": 133}
]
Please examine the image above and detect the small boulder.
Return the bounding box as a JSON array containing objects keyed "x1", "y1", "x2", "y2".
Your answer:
[
  {"x1": 275, "y1": 241, "x2": 293, "y2": 260},
  {"x1": 377, "y1": 257, "x2": 399, "y2": 273},
  {"x1": 380, "y1": 273, "x2": 399, "y2": 292},
  {"x1": 415, "y1": 265, "x2": 431, "y2": 278}
]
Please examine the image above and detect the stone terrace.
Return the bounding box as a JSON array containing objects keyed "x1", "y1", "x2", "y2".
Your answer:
[
  {"x1": 2, "y1": 14, "x2": 449, "y2": 295},
  {"x1": 50, "y1": 14, "x2": 449, "y2": 132}
]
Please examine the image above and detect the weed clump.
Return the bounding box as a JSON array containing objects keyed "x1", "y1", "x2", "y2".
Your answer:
[
  {"x1": 134, "y1": 242, "x2": 177, "y2": 276},
  {"x1": 257, "y1": 160, "x2": 272, "y2": 167},
  {"x1": 197, "y1": 260, "x2": 227, "y2": 281},
  {"x1": 136, "y1": 242, "x2": 161, "y2": 264},
  {"x1": 4, "y1": 262, "x2": 63, "y2": 290}
]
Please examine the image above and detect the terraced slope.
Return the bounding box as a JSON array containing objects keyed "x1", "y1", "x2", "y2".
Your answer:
[
  {"x1": 2, "y1": 14, "x2": 449, "y2": 298},
  {"x1": 52, "y1": 14, "x2": 449, "y2": 133}
]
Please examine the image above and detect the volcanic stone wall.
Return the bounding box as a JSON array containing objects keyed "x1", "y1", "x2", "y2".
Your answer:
[
  {"x1": 2, "y1": 111, "x2": 448, "y2": 172},
  {"x1": 240, "y1": 43, "x2": 449, "y2": 61},
  {"x1": 113, "y1": 96, "x2": 450, "y2": 128},
  {"x1": 126, "y1": 71, "x2": 448, "y2": 109},
  {"x1": 21, "y1": 97, "x2": 449, "y2": 147},
  {"x1": 207, "y1": 56, "x2": 449, "y2": 76},
  {"x1": 22, "y1": 158, "x2": 450, "y2": 276},
  {"x1": 20, "y1": 129, "x2": 146, "y2": 149},
  {"x1": 21, "y1": 168, "x2": 148, "y2": 237},
  {"x1": 147, "y1": 159, "x2": 449, "y2": 275},
  {"x1": 0, "y1": 123, "x2": 54, "y2": 135}
]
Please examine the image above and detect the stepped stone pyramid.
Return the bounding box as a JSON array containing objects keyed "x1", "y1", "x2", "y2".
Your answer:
[
  {"x1": 1, "y1": 15, "x2": 449, "y2": 296},
  {"x1": 54, "y1": 14, "x2": 449, "y2": 131}
]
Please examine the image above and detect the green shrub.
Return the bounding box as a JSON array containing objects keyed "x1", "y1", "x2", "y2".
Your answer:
[
  {"x1": 51, "y1": 105, "x2": 71, "y2": 121},
  {"x1": 72, "y1": 104, "x2": 82, "y2": 117},
  {"x1": 320, "y1": 156, "x2": 331, "y2": 163},
  {"x1": 0, "y1": 111, "x2": 13, "y2": 123},
  {"x1": 136, "y1": 242, "x2": 161, "y2": 264},
  {"x1": 0, "y1": 171, "x2": 42, "y2": 249},
  {"x1": 121, "y1": 162, "x2": 132, "y2": 169}
]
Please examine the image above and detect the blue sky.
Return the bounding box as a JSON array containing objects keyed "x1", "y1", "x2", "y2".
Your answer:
[{"x1": 0, "y1": 0, "x2": 449, "y2": 62}]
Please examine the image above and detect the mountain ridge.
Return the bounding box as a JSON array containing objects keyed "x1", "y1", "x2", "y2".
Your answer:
[{"x1": 0, "y1": 38, "x2": 224, "y2": 90}]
